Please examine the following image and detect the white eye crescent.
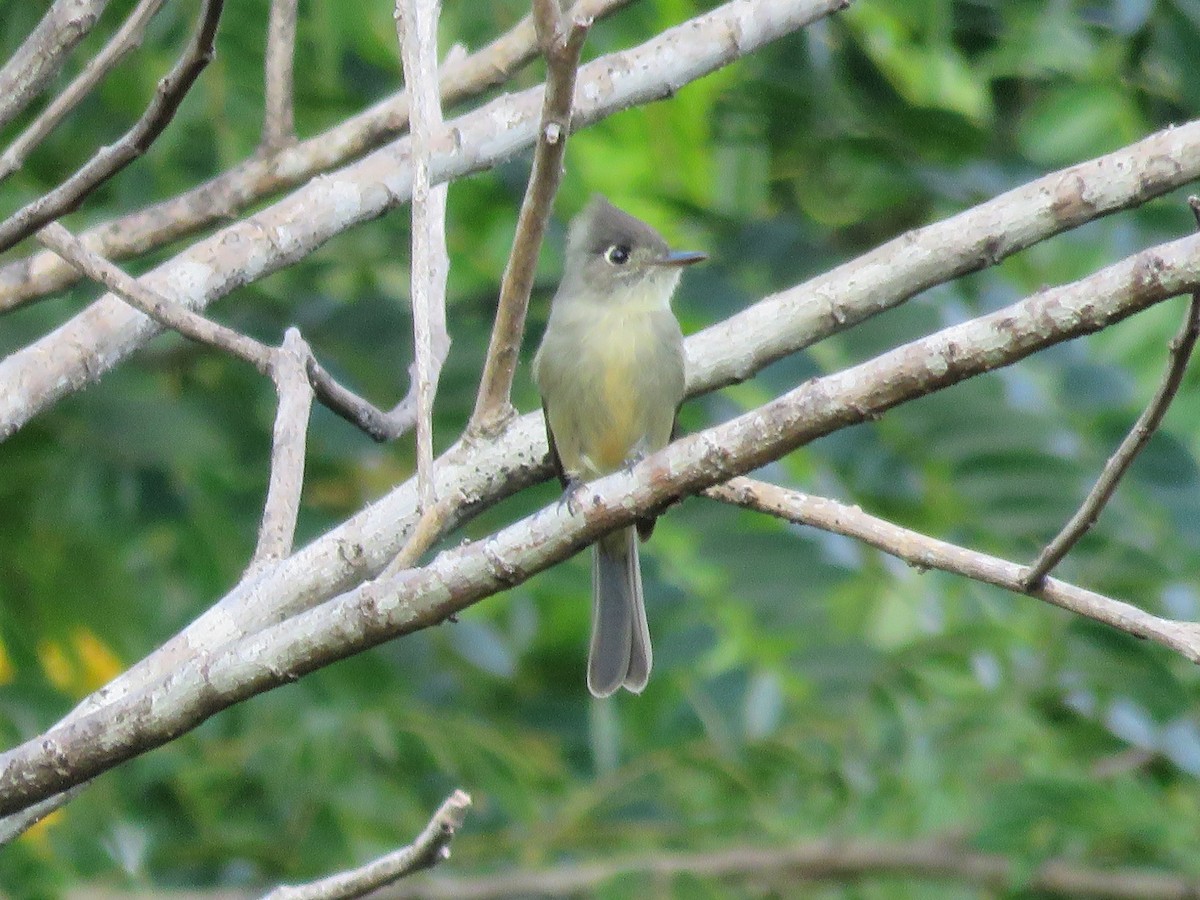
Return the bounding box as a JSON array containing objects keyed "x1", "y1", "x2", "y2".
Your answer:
[{"x1": 604, "y1": 244, "x2": 631, "y2": 265}]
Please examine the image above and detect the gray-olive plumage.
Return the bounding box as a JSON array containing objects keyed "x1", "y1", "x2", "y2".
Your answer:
[{"x1": 533, "y1": 195, "x2": 705, "y2": 697}]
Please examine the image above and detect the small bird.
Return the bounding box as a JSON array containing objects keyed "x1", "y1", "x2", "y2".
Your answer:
[{"x1": 533, "y1": 195, "x2": 706, "y2": 697}]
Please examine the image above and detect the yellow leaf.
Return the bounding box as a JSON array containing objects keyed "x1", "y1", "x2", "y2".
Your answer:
[
  {"x1": 37, "y1": 639, "x2": 73, "y2": 693},
  {"x1": 73, "y1": 628, "x2": 124, "y2": 691}
]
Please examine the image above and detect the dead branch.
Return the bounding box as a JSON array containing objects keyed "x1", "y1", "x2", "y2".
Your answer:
[
  {"x1": 264, "y1": 790, "x2": 471, "y2": 900},
  {"x1": 251, "y1": 329, "x2": 315, "y2": 572},
  {"x1": 1022, "y1": 197, "x2": 1200, "y2": 588},
  {"x1": 261, "y1": 0, "x2": 299, "y2": 152},
  {"x1": 0, "y1": 0, "x2": 225, "y2": 255},
  {"x1": 0, "y1": 0, "x2": 169, "y2": 182},
  {"x1": 0, "y1": 0, "x2": 635, "y2": 312},
  {"x1": 397, "y1": 0, "x2": 453, "y2": 509},
  {"x1": 468, "y1": 0, "x2": 592, "y2": 434},
  {"x1": 385, "y1": 838, "x2": 1200, "y2": 900},
  {"x1": 36, "y1": 221, "x2": 419, "y2": 442},
  {"x1": 707, "y1": 477, "x2": 1198, "y2": 662},
  {"x1": 0, "y1": 0, "x2": 112, "y2": 131}
]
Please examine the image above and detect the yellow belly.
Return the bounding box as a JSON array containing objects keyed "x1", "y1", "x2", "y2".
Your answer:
[{"x1": 537, "y1": 299, "x2": 685, "y2": 480}]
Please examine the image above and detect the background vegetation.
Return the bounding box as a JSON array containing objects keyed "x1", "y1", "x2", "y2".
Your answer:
[{"x1": 2, "y1": 0, "x2": 1200, "y2": 895}]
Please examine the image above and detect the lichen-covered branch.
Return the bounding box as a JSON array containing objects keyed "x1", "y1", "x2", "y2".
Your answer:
[
  {"x1": 468, "y1": 0, "x2": 591, "y2": 434},
  {"x1": 0, "y1": 0, "x2": 169, "y2": 181},
  {"x1": 2, "y1": 229, "x2": 1199, "y2": 817},
  {"x1": 0, "y1": 0, "x2": 225, "y2": 254},
  {"x1": 0, "y1": 0, "x2": 635, "y2": 311},
  {"x1": 264, "y1": 790, "x2": 471, "y2": 900},
  {"x1": 0, "y1": 0, "x2": 849, "y2": 441}
]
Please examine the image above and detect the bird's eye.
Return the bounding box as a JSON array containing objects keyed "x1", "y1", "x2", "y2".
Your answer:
[{"x1": 604, "y1": 244, "x2": 631, "y2": 265}]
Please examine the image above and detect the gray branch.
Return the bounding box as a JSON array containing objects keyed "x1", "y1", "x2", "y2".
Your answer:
[
  {"x1": 2, "y1": 228, "x2": 1199, "y2": 818},
  {"x1": 0, "y1": 0, "x2": 169, "y2": 182},
  {"x1": 0, "y1": 0, "x2": 849, "y2": 441},
  {"x1": 0, "y1": 0, "x2": 112, "y2": 131},
  {"x1": 264, "y1": 790, "x2": 471, "y2": 900},
  {"x1": 260, "y1": 0, "x2": 299, "y2": 151},
  {"x1": 0, "y1": 0, "x2": 635, "y2": 311},
  {"x1": 0, "y1": 0, "x2": 225, "y2": 255}
]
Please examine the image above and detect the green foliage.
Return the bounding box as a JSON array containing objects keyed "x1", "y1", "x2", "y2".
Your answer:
[{"x1": 1, "y1": 0, "x2": 1200, "y2": 896}]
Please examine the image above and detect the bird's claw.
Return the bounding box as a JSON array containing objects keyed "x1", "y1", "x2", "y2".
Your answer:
[{"x1": 558, "y1": 476, "x2": 586, "y2": 515}]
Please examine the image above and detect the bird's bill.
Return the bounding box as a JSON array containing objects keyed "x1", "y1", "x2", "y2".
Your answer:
[{"x1": 655, "y1": 250, "x2": 708, "y2": 267}]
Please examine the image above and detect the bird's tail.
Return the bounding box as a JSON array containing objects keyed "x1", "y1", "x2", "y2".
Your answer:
[{"x1": 588, "y1": 526, "x2": 651, "y2": 697}]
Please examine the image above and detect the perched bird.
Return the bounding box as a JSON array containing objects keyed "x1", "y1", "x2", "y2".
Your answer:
[{"x1": 533, "y1": 195, "x2": 706, "y2": 697}]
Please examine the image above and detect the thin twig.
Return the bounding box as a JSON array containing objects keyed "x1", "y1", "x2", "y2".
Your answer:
[
  {"x1": 0, "y1": 0, "x2": 169, "y2": 183},
  {"x1": 386, "y1": 838, "x2": 1200, "y2": 900},
  {"x1": 381, "y1": 492, "x2": 461, "y2": 578},
  {"x1": 3, "y1": 230, "x2": 1200, "y2": 817},
  {"x1": 263, "y1": 790, "x2": 471, "y2": 900},
  {"x1": 260, "y1": 0, "x2": 299, "y2": 152},
  {"x1": 0, "y1": 0, "x2": 225, "y2": 255},
  {"x1": 305, "y1": 356, "x2": 419, "y2": 441},
  {"x1": 35, "y1": 222, "x2": 274, "y2": 373},
  {"x1": 0, "y1": 0, "x2": 112, "y2": 132},
  {"x1": 468, "y1": 0, "x2": 592, "y2": 435},
  {"x1": 706, "y1": 477, "x2": 1200, "y2": 659},
  {"x1": 0, "y1": 0, "x2": 638, "y2": 313},
  {"x1": 1022, "y1": 197, "x2": 1200, "y2": 589},
  {"x1": 36, "y1": 222, "x2": 418, "y2": 443},
  {"x1": 250, "y1": 329, "x2": 314, "y2": 573},
  {"x1": 397, "y1": 0, "x2": 453, "y2": 509}
]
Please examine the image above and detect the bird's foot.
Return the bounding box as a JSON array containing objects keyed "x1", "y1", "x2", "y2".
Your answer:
[
  {"x1": 621, "y1": 448, "x2": 648, "y2": 474},
  {"x1": 558, "y1": 476, "x2": 587, "y2": 515}
]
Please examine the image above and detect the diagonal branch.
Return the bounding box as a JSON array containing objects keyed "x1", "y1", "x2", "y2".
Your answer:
[
  {"x1": 0, "y1": 0, "x2": 170, "y2": 183},
  {"x1": 260, "y1": 0, "x2": 299, "y2": 152},
  {"x1": 3, "y1": 229, "x2": 1200, "y2": 817},
  {"x1": 706, "y1": 477, "x2": 1196, "y2": 660},
  {"x1": 397, "y1": 0, "x2": 452, "y2": 510},
  {"x1": 385, "y1": 838, "x2": 1200, "y2": 899},
  {"x1": 5, "y1": 123, "x2": 1200, "y2": 835},
  {"x1": 264, "y1": 789, "x2": 471, "y2": 900},
  {"x1": 35, "y1": 222, "x2": 418, "y2": 442},
  {"x1": 35, "y1": 222, "x2": 274, "y2": 372},
  {"x1": 1022, "y1": 196, "x2": 1200, "y2": 589},
  {"x1": 0, "y1": 0, "x2": 850, "y2": 442},
  {"x1": 0, "y1": 0, "x2": 635, "y2": 312},
  {"x1": 0, "y1": 0, "x2": 112, "y2": 132},
  {"x1": 468, "y1": 0, "x2": 592, "y2": 435},
  {"x1": 0, "y1": 0, "x2": 225, "y2": 255}
]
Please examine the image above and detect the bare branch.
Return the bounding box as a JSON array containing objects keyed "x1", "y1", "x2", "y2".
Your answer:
[
  {"x1": 1023, "y1": 287, "x2": 1200, "y2": 587},
  {"x1": 381, "y1": 491, "x2": 461, "y2": 578},
  {"x1": 469, "y1": 0, "x2": 591, "y2": 435},
  {"x1": 35, "y1": 222, "x2": 274, "y2": 370},
  {"x1": 0, "y1": 0, "x2": 169, "y2": 182},
  {"x1": 0, "y1": 0, "x2": 635, "y2": 312},
  {"x1": 0, "y1": 0, "x2": 225, "y2": 255},
  {"x1": 36, "y1": 222, "x2": 417, "y2": 444},
  {"x1": 305, "y1": 356, "x2": 419, "y2": 441},
  {"x1": 261, "y1": 0, "x2": 299, "y2": 152},
  {"x1": 4, "y1": 126, "x2": 1199, "y2": 838},
  {"x1": 251, "y1": 329, "x2": 314, "y2": 573},
  {"x1": 397, "y1": 0, "x2": 452, "y2": 509},
  {"x1": 386, "y1": 838, "x2": 1200, "y2": 900},
  {"x1": 264, "y1": 789, "x2": 471, "y2": 900},
  {"x1": 0, "y1": 0, "x2": 849, "y2": 442},
  {"x1": 0, "y1": 0, "x2": 112, "y2": 132},
  {"x1": 3, "y1": 229, "x2": 1200, "y2": 816},
  {"x1": 707, "y1": 477, "x2": 1199, "y2": 662}
]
